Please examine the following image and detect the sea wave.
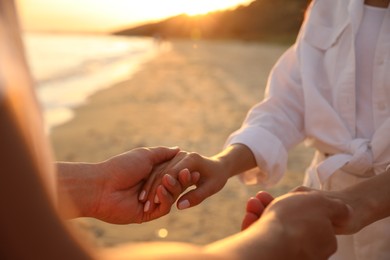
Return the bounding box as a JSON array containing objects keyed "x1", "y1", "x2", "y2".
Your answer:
[{"x1": 23, "y1": 32, "x2": 163, "y2": 132}]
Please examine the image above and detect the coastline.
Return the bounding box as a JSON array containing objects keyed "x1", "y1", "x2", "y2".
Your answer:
[
  {"x1": 24, "y1": 32, "x2": 159, "y2": 132},
  {"x1": 50, "y1": 39, "x2": 314, "y2": 246}
]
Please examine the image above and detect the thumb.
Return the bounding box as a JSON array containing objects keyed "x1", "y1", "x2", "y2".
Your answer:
[
  {"x1": 148, "y1": 146, "x2": 180, "y2": 164},
  {"x1": 176, "y1": 182, "x2": 215, "y2": 210}
]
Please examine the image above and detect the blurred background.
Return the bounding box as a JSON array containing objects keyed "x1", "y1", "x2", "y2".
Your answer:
[{"x1": 17, "y1": 0, "x2": 314, "y2": 247}]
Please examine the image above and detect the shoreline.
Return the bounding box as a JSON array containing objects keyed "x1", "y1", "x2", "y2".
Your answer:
[
  {"x1": 50, "y1": 39, "x2": 314, "y2": 246},
  {"x1": 25, "y1": 32, "x2": 160, "y2": 132}
]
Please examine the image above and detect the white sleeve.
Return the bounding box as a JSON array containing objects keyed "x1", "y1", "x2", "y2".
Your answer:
[{"x1": 225, "y1": 44, "x2": 306, "y2": 187}]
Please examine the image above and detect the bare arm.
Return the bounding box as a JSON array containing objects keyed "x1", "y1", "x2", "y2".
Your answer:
[
  {"x1": 293, "y1": 168, "x2": 390, "y2": 234},
  {"x1": 332, "y1": 169, "x2": 390, "y2": 232},
  {"x1": 56, "y1": 162, "x2": 102, "y2": 219},
  {"x1": 215, "y1": 144, "x2": 258, "y2": 178},
  {"x1": 359, "y1": 169, "x2": 390, "y2": 225},
  {"x1": 0, "y1": 100, "x2": 93, "y2": 260}
]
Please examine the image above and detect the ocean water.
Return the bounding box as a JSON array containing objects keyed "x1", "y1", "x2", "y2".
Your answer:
[{"x1": 23, "y1": 32, "x2": 164, "y2": 132}]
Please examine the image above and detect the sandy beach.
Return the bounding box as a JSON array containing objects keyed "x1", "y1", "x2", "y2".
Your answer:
[{"x1": 50, "y1": 39, "x2": 314, "y2": 247}]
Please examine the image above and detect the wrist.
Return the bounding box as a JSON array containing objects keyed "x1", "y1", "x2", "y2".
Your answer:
[
  {"x1": 214, "y1": 154, "x2": 235, "y2": 180},
  {"x1": 340, "y1": 170, "x2": 390, "y2": 232},
  {"x1": 358, "y1": 191, "x2": 382, "y2": 228},
  {"x1": 215, "y1": 144, "x2": 257, "y2": 178},
  {"x1": 209, "y1": 214, "x2": 290, "y2": 260},
  {"x1": 57, "y1": 162, "x2": 103, "y2": 219},
  {"x1": 332, "y1": 187, "x2": 376, "y2": 234}
]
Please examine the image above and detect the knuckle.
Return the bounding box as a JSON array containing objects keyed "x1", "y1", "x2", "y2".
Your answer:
[
  {"x1": 187, "y1": 152, "x2": 202, "y2": 162},
  {"x1": 292, "y1": 185, "x2": 311, "y2": 192},
  {"x1": 142, "y1": 147, "x2": 151, "y2": 153},
  {"x1": 177, "y1": 151, "x2": 189, "y2": 157}
]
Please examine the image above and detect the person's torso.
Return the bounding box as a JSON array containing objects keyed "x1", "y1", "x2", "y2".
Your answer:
[{"x1": 299, "y1": 0, "x2": 390, "y2": 180}]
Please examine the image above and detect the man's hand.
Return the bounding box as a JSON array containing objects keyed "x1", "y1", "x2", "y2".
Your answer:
[
  {"x1": 208, "y1": 191, "x2": 352, "y2": 260},
  {"x1": 266, "y1": 191, "x2": 352, "y2": 259},
  {"x1": 57, "y1": 147, "x2": 198, "y2": 224}
]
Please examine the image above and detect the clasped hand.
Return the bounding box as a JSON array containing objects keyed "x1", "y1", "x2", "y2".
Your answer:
[
  {"x1": 58, "y1": 147, "x2": 198, "y2": 224},
  {"x1": 138, "y1": 150, "x2": 229, "y2": 213}
]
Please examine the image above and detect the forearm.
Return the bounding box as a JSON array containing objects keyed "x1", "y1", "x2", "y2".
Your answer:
[
  {"x1": 342, "y1": 169, "x2": 390, "y2": 230},
  {"x1": 101, "y1": 221, "x2": 286, "y2": 260},
  {"x1": 56, "y1": 162, "x2": 103, "y2": 219},
  {"x1": 205, "y1": 215, "x2": 288, "y2": 260},
  {"x1": 101, "y1": 243, "x2": 220, "y2": 260},
  {"x1": 214, "y1": 144, "x2": 257, "y2": 178}
]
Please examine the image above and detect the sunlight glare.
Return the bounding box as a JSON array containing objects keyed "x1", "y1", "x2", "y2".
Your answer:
[
  {"x1": 116, "y1": 0, "x2": 253, "y2": 18},
  {"x1": 17, "y1": 0, "x2": 254, "y2": 32},
  {"x1": 169, "y1": 0, "x2": 252, "y2": 15}
]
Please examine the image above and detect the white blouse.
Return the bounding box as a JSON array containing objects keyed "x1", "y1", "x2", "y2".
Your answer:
[
  {"x1": 355, "y1": 5, "x2": 386, "y2": 139},
  {"x1": 226, "y1": 0, "x2": 390, "y2": 187}
]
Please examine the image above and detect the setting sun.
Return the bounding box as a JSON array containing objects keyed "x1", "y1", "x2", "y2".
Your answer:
[
  {"x1": 173, "y1": 0, "x2": 251, "y2": 15},
  {"x1": 16, "y1": 0, "x2": 254, "y2": 32}
]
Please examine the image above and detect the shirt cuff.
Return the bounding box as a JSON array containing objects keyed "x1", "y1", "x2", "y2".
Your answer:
[{"x1": 225, "y1": 126, "x2": 288, "y2": 187}]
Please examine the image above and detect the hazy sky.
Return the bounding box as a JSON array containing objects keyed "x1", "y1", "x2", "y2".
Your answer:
[{"x1": 16, "y1": 0, "x2": 253, "y2": 33}]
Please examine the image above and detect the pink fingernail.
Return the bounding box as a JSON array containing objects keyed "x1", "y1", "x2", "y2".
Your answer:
[
  {"x1": 139, "y1": 190, "x2": 146, "y2": 201},
  {"x1": 180, "y1": 168, "x2": 190, "y2": 182},
  {"x1": 161, "y1": 185, "x2": 168, "y2": 196},
  {"x1": 144, "y1": 201, "x2": 150, "y2": 212},
  {"x1": 192, "y1": 171, "x2": 200, "y2": 181},
  {"x1": 178, "y1": 200, "x2": 190, "y2": 210},
  {"x1": 166, "y1": 174, "x2": 176, "y2": 186},
  {"x1": 154, "y1": 194, "x2": 160, "y2": 204}
]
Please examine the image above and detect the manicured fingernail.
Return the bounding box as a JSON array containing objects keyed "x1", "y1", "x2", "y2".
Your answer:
[
  {"x1": 192, "y1": 171, "x2": 200, "y2": 180},
  {"x1": 139, "y1": 190, "x2": 146, "y2": 201},
  {"x1": 154, "y1": 194, "x2": 160, "y2": 204},
  {"x1": 166, "y1": 174, "x2": 176, "y2": 186},
  {"x1": 181, "y1": 168, "x2": 191, "y2": 182},
  {"x1": 144, "y1": 201, "x2": 150, "y2": 212},
  {"x1": 178, "y1": 200, "x2": 190, "y2": 210},
  {"x1": 160, "y1": 185, "x2": 168, "y2": 196}
]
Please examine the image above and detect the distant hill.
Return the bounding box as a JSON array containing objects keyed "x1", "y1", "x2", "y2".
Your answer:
[{"x1": 114, "y1": 0, "x2": 311, "y2": 44}]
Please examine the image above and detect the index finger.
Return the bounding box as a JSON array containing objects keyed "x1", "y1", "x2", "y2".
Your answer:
[
  {"x1": 147, "y1": 146, "x2": 180, "y2": 165},
  {"x1": 164, "y1": 152, "x2": 203, "y2": 179}
]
